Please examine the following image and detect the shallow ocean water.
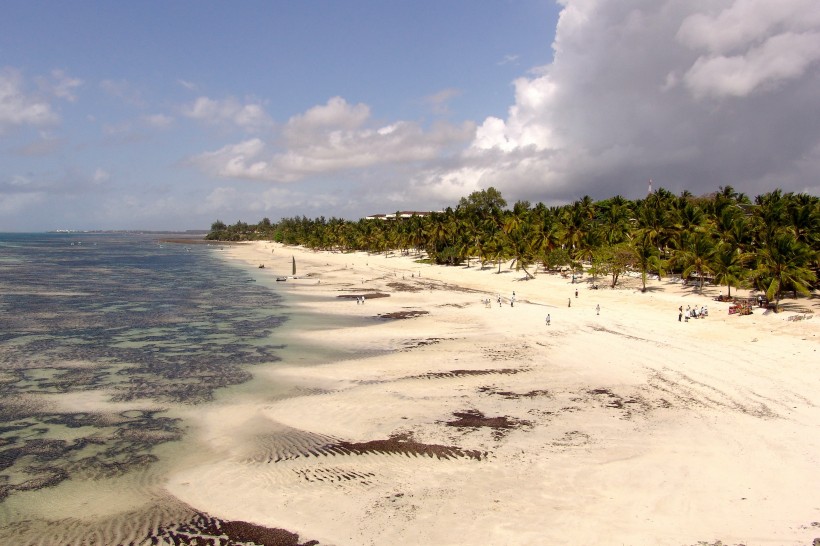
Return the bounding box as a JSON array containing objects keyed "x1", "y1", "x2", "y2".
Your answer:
[{"x1": 0, "y1": 233, "x2": 294, "y2": 543}]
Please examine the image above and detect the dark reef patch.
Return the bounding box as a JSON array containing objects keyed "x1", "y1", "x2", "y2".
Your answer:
[{"x1": 0, "y1": 234, "x2": 288, "y2": 504}]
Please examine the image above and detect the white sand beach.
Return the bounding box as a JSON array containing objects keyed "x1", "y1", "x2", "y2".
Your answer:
[{"x1": 166, "y1": 241, "x2": 820, "y2": 546}]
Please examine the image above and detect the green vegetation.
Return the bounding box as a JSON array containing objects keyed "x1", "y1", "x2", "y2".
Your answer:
[{"x1": 207, "y1": 186, "x2": 819, "y2": 311}]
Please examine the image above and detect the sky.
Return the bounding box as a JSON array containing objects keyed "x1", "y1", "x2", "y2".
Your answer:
[{"x1": 2, "y1": 0, "x2": 819, "y2": 232}]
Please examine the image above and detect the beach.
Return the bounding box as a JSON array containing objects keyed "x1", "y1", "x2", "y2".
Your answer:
[{"x1": 167, "y1": 241, "x2": 819, "y2": 545}]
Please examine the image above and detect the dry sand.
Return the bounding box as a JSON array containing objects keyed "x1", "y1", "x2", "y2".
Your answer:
[{"x1": 166, "y1": 241, "x2": 820, "y2": 546}]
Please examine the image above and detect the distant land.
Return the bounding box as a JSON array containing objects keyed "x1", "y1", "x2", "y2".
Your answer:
[{"x1": 48, "y1": 230, "x2": 208, "y2": 235}]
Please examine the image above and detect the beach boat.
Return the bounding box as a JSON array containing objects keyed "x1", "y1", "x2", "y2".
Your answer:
[{"x1": 276, "y1": 276, "x2": 287, "y2": 282}]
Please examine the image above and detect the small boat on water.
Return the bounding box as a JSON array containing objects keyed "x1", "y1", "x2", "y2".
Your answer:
[{"x1": 276, "y1": 276, "x2": 287, "y2": 282}]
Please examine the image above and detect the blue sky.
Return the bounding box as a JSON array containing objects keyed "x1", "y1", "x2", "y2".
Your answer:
[{"x1": 2, "y1": 1, "x2": 819, "y2": 231}]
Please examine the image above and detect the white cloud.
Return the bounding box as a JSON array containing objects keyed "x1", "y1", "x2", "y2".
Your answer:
[
  {"x1": 498, "y1": 54, "x2": 520, "y2": 66},
  {"x1": 192, "y1": 139, "x2": 269, "y2": 179},
  {"x1": 677, "y1": 0, "x2": 820, "y2": 98},
  {"x1": 36, "y1": 69, "x2": 83, "y2": 102},
  {"x1": 189, "y1": 97, "x2": 475, "y2": 183},
  {"x1": 0, "y1": 68, "x2": 59, "y2": 132},
  {"x1": 676, "y1": 0, "x2": 820, "y2": 54},
  {"x1": 683, "y1": 31, "x2": 820, "y2": 98},
  {"x1": 183, "y1": 96, "x2": 272, "y2": 131},
  {"x1": 177, "y1": 79, "x2": 198, "y2": 92}
]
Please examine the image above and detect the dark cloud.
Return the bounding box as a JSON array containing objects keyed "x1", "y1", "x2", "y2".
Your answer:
[{"x1": 434, "y1": 0, "x2": 820, "y2": 203}]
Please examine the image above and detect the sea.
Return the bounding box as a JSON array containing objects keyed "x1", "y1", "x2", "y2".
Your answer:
[{"x1": 0, "y1": 232, "x2": 304, "y2": 545}]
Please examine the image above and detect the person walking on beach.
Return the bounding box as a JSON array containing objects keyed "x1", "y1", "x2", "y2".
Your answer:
[
  {"x1": 568, "y1": 298, "x2": 571, "y2": 308},
  {"x1": 596, "y1": 304, "x2": 600, "y2": 315},
  {"x1": 546, "y1": 314, "x2": 551, "y2": 326},
  {"x1": 511, "y1": 292, "x2": 516, "y2": 307},
  {"x1": 575, "y1": 289, "x2": 578, "y2": 299}
]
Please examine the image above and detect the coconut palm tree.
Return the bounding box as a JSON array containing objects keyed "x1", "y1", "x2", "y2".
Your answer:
[
  {"x1": 674, "y1": 231, "x2": 717, "y2": 291},
  {"x1": 632, "y1": 233, "x2": 666, "y2": 292},
  {"x1": 597, "y1": 195, "x2": 632, "y2": 247},
  {"x1": 751, "y1": 231, "x2": 817, "y2": 312},
  {"x1": 711, "y1": 242, "x2": 747, "y2": 298}
]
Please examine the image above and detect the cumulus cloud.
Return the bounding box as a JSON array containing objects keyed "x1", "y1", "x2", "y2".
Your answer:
[
  {"x1": 678, "y1": 0, "x2": 820, "y2": 98},
  {"x1": 421, "y1": 0, "x2": 820, "y2": 204},
  {"x1": 182, "y1": 96, "x2": 272, "y2": 131},
  {"x1": 186, "y1": 1, "x2": 820, "y2": 216},
  {"x1": 190, "y1": 96, "x2": 475, "y2": 183},
  {"x1": 0, "y1": 68, "x2": 59, "y2": 132}
]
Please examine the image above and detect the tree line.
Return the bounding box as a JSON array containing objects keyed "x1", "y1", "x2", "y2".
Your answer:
[{"x1": 207, "y1": 186, "x2": 819, "y2": 311}]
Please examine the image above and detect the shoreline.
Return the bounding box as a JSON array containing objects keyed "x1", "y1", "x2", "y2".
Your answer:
[{"x1": 167, "y1": 241, "x2": 820, "y2": 545}]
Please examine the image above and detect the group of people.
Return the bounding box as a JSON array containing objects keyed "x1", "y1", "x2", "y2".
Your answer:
[
  {"x1": 485, "y1": 292, "x2": 517, "y2": 308},
  {"x1": 478, "y1": 289, "x2": 602, "y2": 325},
  {"x1": 679, "y1": 304, "x2": 708, "y2": 321},
  {"x1": 355, "y1": 296, "x2": 366, "y2": 305}
]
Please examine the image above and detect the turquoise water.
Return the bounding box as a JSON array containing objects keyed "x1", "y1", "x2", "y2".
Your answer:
[{"x1": 0, "y1": 233, "x2": 294, "y2": 543}]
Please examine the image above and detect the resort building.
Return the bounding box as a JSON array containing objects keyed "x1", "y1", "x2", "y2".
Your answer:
[{"x1": 365, "y1": 211, "x2": 439, "y2": 220}]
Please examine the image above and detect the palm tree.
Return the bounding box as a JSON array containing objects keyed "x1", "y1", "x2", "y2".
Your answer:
[
  {"x1": 502, "y1": 201, "x2": 536, "y2": 278},
  {"x1": 635, "y1": 191, "x2": 675, "y2": 255},
  {"x1": 485, "y1": 231, "x2": 510, "y2": 274},
  {"x1": 597, "y1": 195, "x2": 632, "y2": 247},
  {"x1": 711, "y1": 242, "x2": 746, "y2": 298},
  {"x1": 632, "y1": 234, "x2": 666, "y2": 292},
  {"x1": 674, "y1": 231, "x2": 717, "y2": 291},
  {"x1": 532, "y1": 209, "x2": 563, "y2": 271},
  {"x1": 425, "y1": 212, "x2": 450, "y2": 263},
  {"x1": 560, "y1": 202, "x2": 587, "y2": 256},
  {"x1": 751, "y1": 231, "x2": 817, "y2": 312}
]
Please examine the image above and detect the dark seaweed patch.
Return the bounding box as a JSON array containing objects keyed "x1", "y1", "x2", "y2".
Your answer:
[
  {"x1": 378, "y1": 310, "x2": 429, "y2": 320},
  {"x1": 478, "y1": 386, "x2": 552, "y2": 399},
  {"x1": 153, "y1": 511, "x2": 320, "y2": 546},
  {"x1": 444, "y1": 409, "x2": 532, "y2": 440},
  {"x1": 414, "y1": 368, "x2": 524, "y2": 379}
]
